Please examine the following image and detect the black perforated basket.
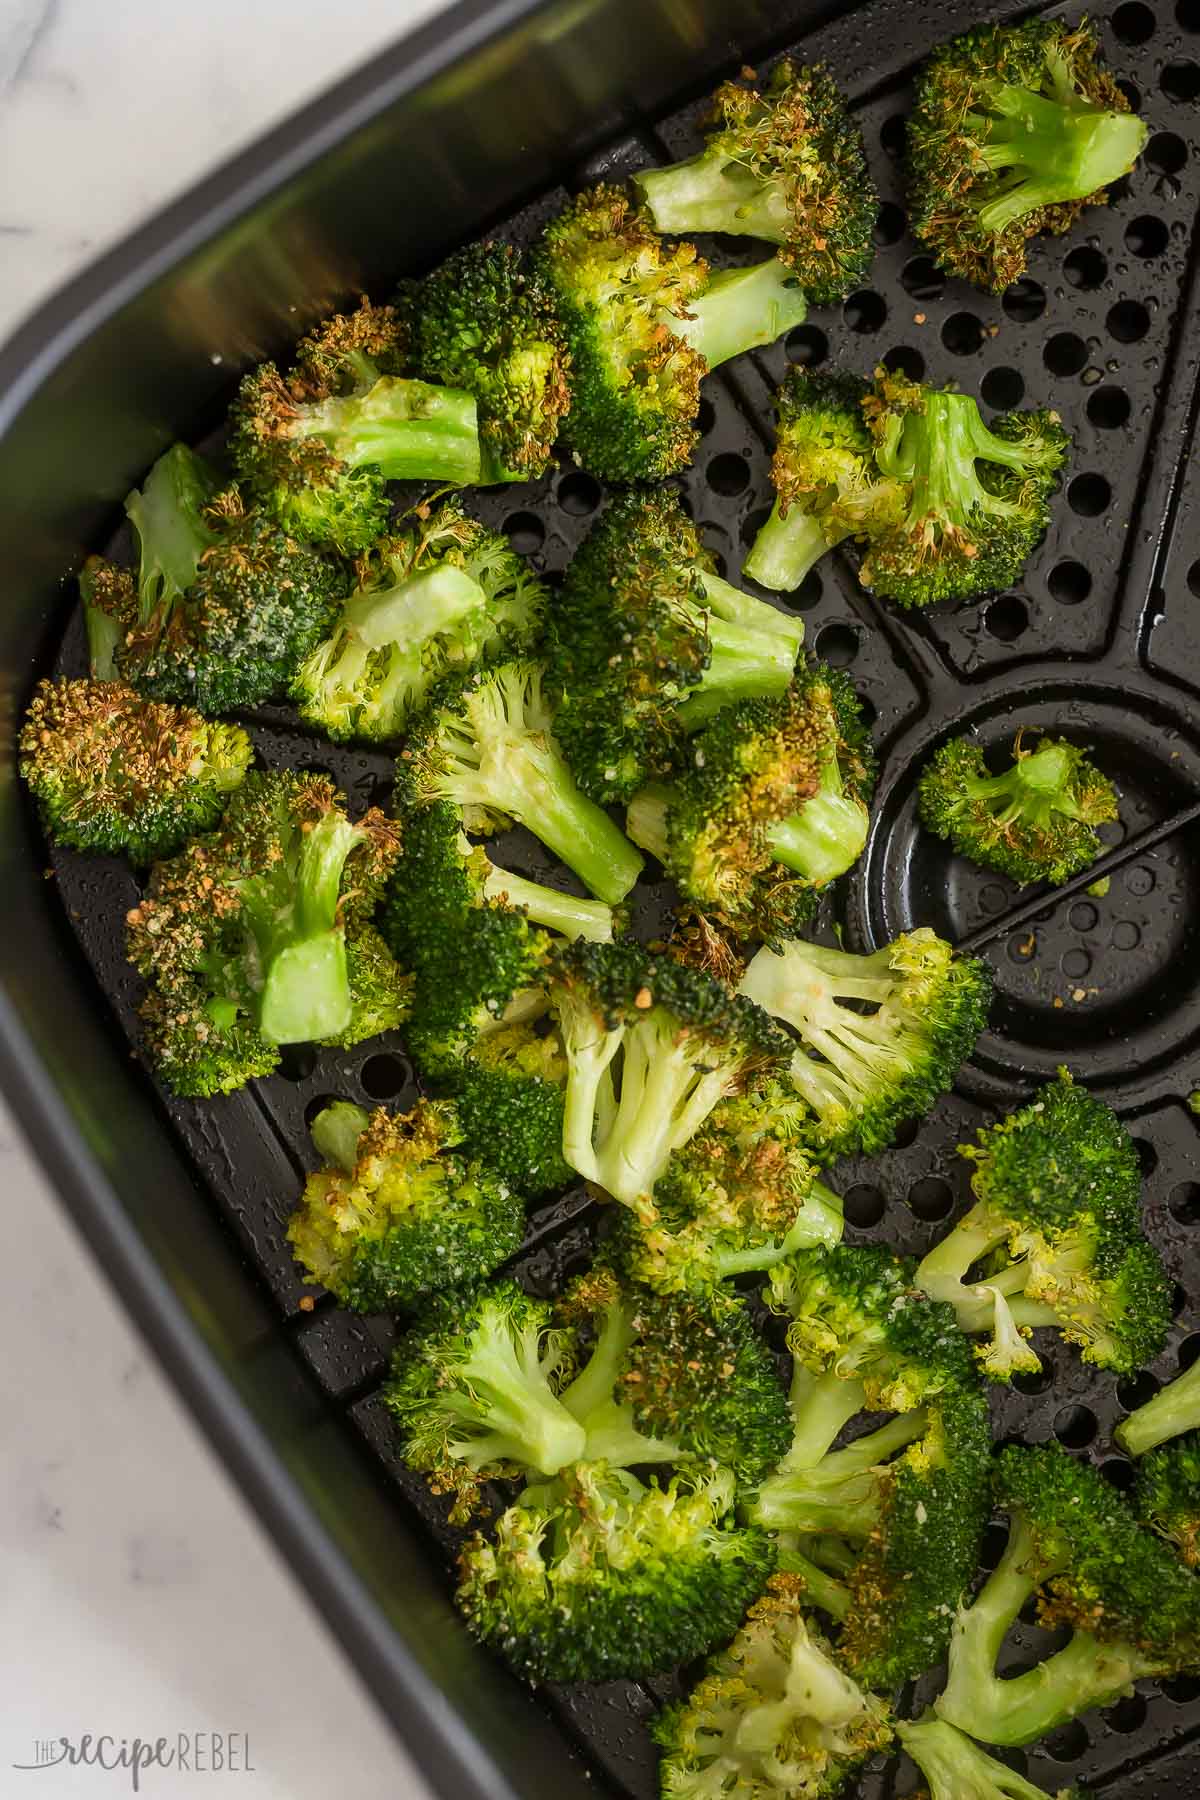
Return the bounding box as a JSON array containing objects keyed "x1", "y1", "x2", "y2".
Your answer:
[{"x1": 3, "y1": 0, "x2": 1200, "y2": 1793}]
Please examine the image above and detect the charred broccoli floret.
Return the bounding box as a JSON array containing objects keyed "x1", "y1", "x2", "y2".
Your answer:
[
  {"x1": 19, "y1": 677, "x2": 251, "y2": 863},
  {"x1": 908, "y1": 18, "x2": 1147, "y2": 293},
  {"x1": 1119, "y1": 1355, "x2": 1200, "y2": 1459},
  {"x1": 1134, "y1": 1434, "x2": 1200, "y2": 1569},
  {"x1": 899, "y1": 1715, "x2": 1093, "y2": 1800},
  {"x1": 916, "y1": 1073, "x2": 1172, "y2": 1379},
  {"x1": 918, "y1": 732, "x2": 1118, "y2": 887},
  {"x1": 739, "y1": 927, "x2": 993, "y2": 1157}
]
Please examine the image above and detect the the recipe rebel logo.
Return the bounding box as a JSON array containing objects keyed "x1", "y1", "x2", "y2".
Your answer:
[{"x1": 12, "y1": 1734, "x2": 255, "y2": 1790}]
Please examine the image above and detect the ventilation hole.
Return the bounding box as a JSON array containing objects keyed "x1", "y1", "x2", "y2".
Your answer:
[
  {"x1": 843, "y1": 289, "x2": 886, "y2": 333},
  {"x1": 985, "y1": 594, "x2": 1028, "y2": 641},
  {"x1": 857, "y1": 694, "x2": 877, "y2": 729},
  {"x1": 979, "y1": 884, "x2": 1008, "y2": 915},
  {"x1": 1112, "y1": 918, "x2": 1141, "y2": 950},
  {"x1": 277, "y1": 1045, "x2": 318, "y2": 1082},
  {"x1": 1126, "y1": 864, "x2": 1155, "y2": 896},
  {"x1": 741, "y1": 505, "x2": 771, "y2": 549},
  {"x1": 1163, "y1": 1674, "x2": 1200, "y2": 1704},
  {"x1": 1012, "y1": 1361, "x2": 1054, "y2": 1396},
  {"x1": 1147, "y1": 130, "x2": 1188, "y2": 174},
  {"x1": 1009, "y1": 931, "x2": 1037, "y2": 963},
  {"x1": 1162, "y1": 60, "x2": 1200, "y2": 100},
  {"x1": 1043, "y1": 1724, "x2": 1088, "y2": 1764},
  {"x1": 1189, "y1": 559, "x2": 1200, "y2": 597},
  {"x1": 942, "y1": 311, "x2": 983, "y2": 355},
  {"x1": 1169, "y1": 1181, "x2": 1200, "y2": 1223},
  {"x1": 1047, "y1": 561, "x2": 1092, "y2": 608},
  {"x1": 706, "y1": 452, "x2": 750, "y2": 496},
  {"x1": 907, "y1": 1176, "x2": 953, "y2": 1221},
  {"x1": 1061, "y1": 947, "x2": 1091, "y2": 979},
  {"x1": 1117, "y1": 1370, "x2": 1161, "y2": 1411},
  {"x1": 814, "y1": 623, "x2": 859, "y2": 668},
  {"x1": 1087, "y1": 385, "x2": 1131, "y2": 430},
  {"x1": 979, "y1": 1521, "x2": 1009, "y2": 1571},
  {"x1": 303, "y1": 1093, "x2": 343, "y2": 1131},
  {"x1": 1115, "y1": 79, "x2": 1141, "y2": 114},
  {"x1": 1181, "y1": 0, "x2": 1200, "y2": 27},
  {"x1": 880, "y1": 114, "x2": 907, "y2": 156},
  {"x1": 1113, "y1": 0, "x2": 1156, "y2": 40},
  {"x1": 1064, "y1": 245, "x2": 1108, "y2": 290},
  {"x1": 1068, "y1": 473, "x2": 1111, "y2": 516},
  {"x1": 1125, "y1": 215, "x2": 1170, "y2": 261},
  {"x1": 503, "y1": 511, "x2": 545, "y2": 555},
  {"x1": 1099, "y1": 1456, "x2": 1138, "y2": 1493},
  {"x1": 880, "y1": 344, "x2": 925, "y2": 381},
  {"x1": 843, "y1": 1183, "x2": 885, "y2": 1227},
  {"x1": 1133, "y1": 1136, "x2": 1158, "y2": 1175},
  {"x1": 359, "y1": 1052, "x2": 411, "y2": 1100},
  {"x1": 981, "y1": 366, "x2": 1024, "y2": 409},
  {"x1": 1069, "y1": 903, "x2": 1099, "y2": 932},
  {"x1": 696, "y1": 398, "x2": 716, "y2": 437},
  {"x1": 1180, "y1": 1333, "x2": 1200, "y2": 1371},
  {"x1": 789, "y1": 571, "x2": 824, "y2": 612},
  {"x1": 786, "y1": 324, "x2": 827, "y2": 366},
  {"x1": 1002, "y1": 277, "x2": 1046, "y2": 322},
  {"x1": 1108, "y1": 299, "x2": 1150, "y2": 342},
  {"x1": 874, "y1": 201, "x2": 906, "y2": 245},
  {"x1": 557, "y1": 471, "x2": 602, "y2": 515},
  {"x1": 1044, "y1": 332, "x2": 1089, "y2": 376},
  {"x1": 1053, "y1": 1404, "x2": 1097, "y2": 1449},
  {"x1": 900, "y1": 255, "x2": 945, "y2": 301},
  {"x1": 892, "y1": 1118, "x2": 920, "y2": 1149}
]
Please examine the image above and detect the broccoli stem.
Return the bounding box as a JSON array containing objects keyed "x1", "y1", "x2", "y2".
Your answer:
[
  {"x1": 1118, "y1": 1358, "x2": 1200, "y2": 1458},
  {"x1": 297, "y1": 378, "x2": 485, "y2": 485},
  {"x1": 81, "y1": 570, "x2": 123, "y2": 681},
  {"x1": 480, "y1": 862, "x2": 614, "y2": 943},
  {"x1": 594, "y1": 1013, "x2": 732, "y2": 1204},
  {"x1": 560, "y1": 1300, "x2": 681, "y2": 1466},
  {"x1": 560, "y1": 1024, "x2": 624, "y2": 1193},
  {"x1": 971, "y1": 81, "x2": 1147, "y2": 235},
  {"x1": 767, "y1": 749, "x2": 869, "y2": 886},
  {"x1": 343, "y1": 563, "x2": 486, "y2": 648},
  {"x1": 743, "y1": 499, "x2": 840, "y2": 593},
  {"x1": 624, "y1": 785, "x2": 671, "y2": 866},
  {"x1": 899, "y1": 1716, "x2": 1055, "y2": 1800},
  {"x1": 961, "y1": 742, "x2": 1091, "y2": 834},
  {"x1": 309, "y1": 1100, "x2": 369, "y2": 1173},
  {"x1": 125, "y1": 443, "x2": 220, "y2": 617},
  {"x1": 781, "y1": 1367, "x2": 870, "y2": 1470},
  {"x1": 775, "y1": 1539, "x2": 852, "y2": 1621},
  {"x1": 916, "y1": 1200, "x2": 1060, "y2": 1333},
  {"x1": 669, "y1": 257, "x2": 807, "y2": 371},
  {"x1": 249, "y1": 812, "x2": 362, "y2": 1044},
  {"x1": 752, "y1": 1410, "x2": 927, "y2": 1534},
  {"x1": 636, "y1": 154, "x2": 794, "y2": 241},
  {"x1": 675, "y1": 575, "x2": 804, "y2": 727},
  {"x1": 450, "y1": 1323, "x2": 588, "y2": 1476},
  {"x1": 709, "y1": 1181, "x2": 845, "y2": 1277}
]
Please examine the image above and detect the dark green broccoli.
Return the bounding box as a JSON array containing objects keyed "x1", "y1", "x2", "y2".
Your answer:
[
  {"x1": 899, "y1": 1715, "x2": 1094, "y2": 1800},
  {"x1": 535, "y1": 184, "x2": 806, "y2": 482},
  {"x1": 456, "y1": 1462, "x2": 775, "y2": 1682},
  {"x1": 292, "y1": 502, "x2": 546, "y2": 743},
  {"x1": 404, "y1": 240, "x2": 571, "y2": 480},
  {"x1": 634, "y1": 60, "x2": 876, "y2": 303},
  {"x1": 548, "y1": 488, "x2": 805, "y2": 804},
  {"x1": 286, "y1": 1097, "x2": 524, "y2": 1311},
  {"x1": 738, "y1": 927, "x2": 993, "y2": 1158},
  {"x1": 1134, "y1": 1434, "x2": 1200, "y2": 1569},
  {"x1": 908, "y1": 18, "x2": 1147, "y2": 293},
  {"x1": 1119, "y1": 1356, "x2": 1200, "y2": 1459},
  {"x1": 447, "y1": 1020, "x2": 572, "y2": 1199},
  {"x1": 652, "y1": 1573, "x2": 894, "y2": 1798},
  {"x1": 918, "y1": 733, "x2": 1118, "y2": 887},
  {"x1": 19, "y1": 677, "x2": 251, "y2": 863},
  {"x1": 126, "y1": 770, "x2": 408, "y2": 1096},
  {"x1": 916, "y1": 1073, "x2": 1172, "y2": 1379},
  {"x1": 86, "y1": 445, "x2": 346, "y2": 712},
  {"x1": 549, "y1": 939, "x2": 791, "y2": 1206},
  {"x1": 936, "y1": 1445, "x2": 1200, "y2": 1745},
  {"x1": 626, "y1": 664, "x2": 874, "y2": 941},
  {"x1": 857, "y1": 367, "x2": 1070, "y2": 608}
]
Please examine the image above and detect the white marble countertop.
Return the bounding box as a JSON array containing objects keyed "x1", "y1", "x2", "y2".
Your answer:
[{"x1": 0, "y1": 3, "x2": 454, "y2": 1795}]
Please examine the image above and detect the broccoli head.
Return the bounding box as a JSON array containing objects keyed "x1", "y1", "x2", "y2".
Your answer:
[
  {"x1": 19, "y1": 677, "x2": 252, "y2": 863},
  {"x1": 1135, "y1": 1433, "x2": 1200, "y2": 1569},
  {"x1": 899, "y1": 1715, "x2": 1093, "y2": 1800},
  {"x1": 1119, "y1": 1355, "x2": 1200, "y2": 1459},
  {"x1": 918, "y1": 732, "x2": 1118, "y2": 887},
  {"x1": 447, "y1": 1019, "x2": 572, "y2": 1199}
]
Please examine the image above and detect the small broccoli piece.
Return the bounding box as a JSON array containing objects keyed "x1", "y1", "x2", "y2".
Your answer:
[
  {"x1": 653, "y1": 1574, "x2": 893, "y2": 1799},
  {"x1": 1135, "y1": 1434, "x2": 1200, "y2": 1569},
  {"x1": 287, "y1": 1098, "x2": 524, "y2": 1311},
  {"x1": 447, "y1": 1020, "x2": 572, "y2": 1199},
  {"x1": 548, "y1": 489, "x2": 805, "y2": 804},
  {"x1": 908, "y1": 18, "x2": 1147, "y2": 293},
  {"x1": 627, "y1": 664, "x2": 874, "y2": 941},
  {"x1": 549, "y1": 939, "x2": 791, "y2": 1207},
  {"x1": 18, "y1": 677, "x2": 252, "y2": 863},
  {"x1": 916, "y1": 1073, "x2": 1172, "y2": 1379},
  {"x1": 1119, "y1": 1357, "x2": 1200, "y2": 1459},
  {"x1": 739, "y1": 927, "x2": 993, "y2": 1158},
  {"x1": 80, "y1": 556, "x2": 133, "y2": 680},
  {"x1": 918, "y1": 733, "x2": 1118, "y2": 887},
  {"x1": 936, "y1": 1444, "x2": 1200, "y2": 1745},
  {"x1": 900, "y1": 1715, "x2": 1093, "y2": 1800},
  {"x1": 743, "y1": 367, "x2": 904, "y2": 593},
  {"x1": 456, "y1": 1462, "x2": 775, "y2": 1682},
  {"x1": 856, "y1": 367, "x2": 1070, "y2": 608},
  {"x1": 405, "y1": 240, "x2": 571, "y2": 480},
  {"x1": 536, "y1": 184, "x2": 806, "y2": 482},
  {"x1": 292, "y1": 502, "x2": 545, "y2": 743},
  {"x1": 126, "y1": 770, "x2": 406, "y2": 1095},
  {"x1": 635, "y1": 59, "x2": 876, "y2": 303},
  {"x1": 403, "y1": 662, "x2": 644, "y2": 903}
]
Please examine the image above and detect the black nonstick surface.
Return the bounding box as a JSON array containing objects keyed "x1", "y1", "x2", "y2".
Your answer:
[{"x1": 39, "y1": 0, "x2": 1200, "y2": 1791}]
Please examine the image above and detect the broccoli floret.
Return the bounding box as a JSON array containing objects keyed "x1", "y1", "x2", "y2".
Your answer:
[
  {"x1": 126, "y1": 770, "x2": 406, "y2": 1095},
  {"x1": 916, "y1": 1073, "x2": 1172, "y2": 1379},
  {"x1": 447, "y1": 1019, "x2": 572, "y2": 1199},
  {"x1": 1134, "y1": 1434, "x2": 1200, "y2": 1569},
  {"x1": 456, "y1": 1462, "x2": 775, "y2": 1682},
  {"x1": 1119, "y1": 1357, "x2": 1200, "y2": 1459},
  {"x1": 857, "y1": 368, "x2": 1070, "y2": 608},
  {"x1": 287, "y1": 1097, "x2": 524, "y2": 1311},
  {"x1": 18, "y1": 677, "x2": 252, "y2": 863},
  {"x1": 80, "y1": 556, "x2": 134, "y2": 680},
  {"x1": 918, "y1": 733, "x2": 1118, "y2": 887},
  {"x1": 908, "y1": 18, "x2": 1147, "y2": 293},
  {"x1": 743, "y1": 367, "x2": 904, "y2": 594},
  {"x1": 627, "y1": 664, "x2": 874, "y2": 941},
  {"x1": 936, "y1": 1445, "x2": 1200, "y2": 1745},
  {"x1": 536, "y1": 184, "x2": 806, "y2": 482},
  {"x1": 549, "y1": 939, "x2": 791, "y2": 1207},
  {"x1": 739, "y1": 927, "x2": 993, "y2": 1158},
  {"x1": 653, "y1": 1574, "x2": 894, "y2": 1799},
  {"x1": 402, "y1": 661, "x2": 644, "y2": 903},
  {"x1": 549, "y1": 489, "x2": 805, "y2": 804},
  {"x1": 635, "y1": 60, "x2": 876, "y2": 303},
  {"x1": 405, "y1": 240, "x2": 571, "y2": 480},
  {"x1": 292, "y1": 502, "x2": 546, "y2": 742},
  {"x1": 899, "y1": 1715, "x2": 1093, "y2": 1800}
]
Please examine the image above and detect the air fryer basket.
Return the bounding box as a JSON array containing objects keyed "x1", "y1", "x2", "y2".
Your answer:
[{"x1": 16, "y1": 0, "x2": 1200, "y2": 1791}]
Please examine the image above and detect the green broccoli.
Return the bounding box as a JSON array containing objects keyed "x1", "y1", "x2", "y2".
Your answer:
[
  {"x1": 291, "y1": 502, "x2": 546, "y2": 743},
  {"x1": 635, "y1": 60, "x2": 876, "y2": 303},
  {"x1": 1134, "y1": 1434, "x2": 1200, "y2": 1570},
  {"x1": 899, "y1": 1715, "x2": 1094, "y2": 1800},
  {"x1": 915, "y1": 1073, "x2": 1172, "y2": 1379},
  {"x1": 738, "y1": 927, "x2": 993, "y2": 1158},
  {"x1": 548, "y1": 489, "x2": 805, "y2": 804},
  {"x1": 908, "y1": 18, "x2": 1147, "y2": 293},
  {"x1": 653, "y1": 1573, "x2": 894, "y2": 1798},
  {"x1": 18, "y1": 677, "x2": 251, "y2": 863},
  {"x1": 918, "y1": 733, "x2": 1119, "y2": 887},
  {"x1": 536, "y1": 184, "x2": 806, "y2": 482},
  {"x1": 1119, "y1": 1356, "x2": 1200, "y2": 1459},
  {"x1": 936, "y1": 1445, "x2": 1200, "y2": 1745},
  {"x1": 456, "y1": 1462, "x2": 775, "y2": 1682},
  {"x1": 442, "y1": 1020, "x2": 572, "y2": 1199}
]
